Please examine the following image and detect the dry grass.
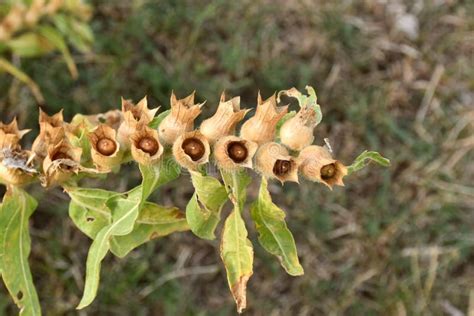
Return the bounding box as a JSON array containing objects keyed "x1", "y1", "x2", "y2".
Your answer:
[{"x1": 0, "y1": 0, "x2": 473, "y2": 315}]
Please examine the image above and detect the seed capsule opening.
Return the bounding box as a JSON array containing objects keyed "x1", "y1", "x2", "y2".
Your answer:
[
  {"x1": 131, "y1": 109, "x2": 141, "y2": 121},
  {"x1": 138, "y1": 136, "x2": 159, "y2": 155},
  {"x1": 52, "y1": 152, "x2": 71, "y2": 161},
  {"x1": 321, "y1": 163, "x2": 336, "y2": 180},
  {"x1": 97, "y1": 137, "x2": 117, "y2": 156},
  {"x1": 273, "y1": 159, "x2": 292, "y2": 176},
  {"x1": 182, "y1": 137, "x2": 205, "y2": 161},
  {"x1": 227, "y1": 141, "x2": 248, "y2": 163}
]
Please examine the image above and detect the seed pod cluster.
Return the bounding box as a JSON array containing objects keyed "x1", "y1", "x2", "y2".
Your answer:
[{"x1": 1, "y1": 87, "x2": 348, "y2": 189}]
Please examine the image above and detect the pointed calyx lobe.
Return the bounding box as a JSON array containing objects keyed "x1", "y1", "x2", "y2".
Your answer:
[
  {"x1": 240, "y1": 93, "x2": 288, "y2": 145},
  {"x1": 0, "y1": 118, "x2": 35, "y2": 185},
  {"x1": 117, "y1": 96, "x2": 159, "y2": 149},
  {"x1": 42, "y1": 133, "x2": 83, "y2": 187},
  {"x1": 200, "y1": 92, "x2": 249, "y2": 144},
  {"x1": 158, "y1": 92, "x2": 204, "y2": 145},
  {"x1": 0, "y1": 118, "x2": 30, "y2": 150},
  {"x1": 32, "y1": 109, "x2": 65, "y2": 160}
]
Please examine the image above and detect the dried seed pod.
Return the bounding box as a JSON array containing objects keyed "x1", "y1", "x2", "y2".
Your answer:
[
  {"x1": 172, "y1": 131, "x2": 210, "y2": 170},
  {"x1": 32, "y1": 109, "x2": 65, "y2": 159},
  {"x1": 42, "y1": 137, "x2": 82, "y2": 187},
  {"x1": 82, "y1": 109, "x2": 123, "y2": 130},
  {"x1": 117, "y1": 96, "x2": 159, "y2": 149},
  {"x1": 130, "y1": 124, "x2": 163, "y2": 165},
  {"x1": 88, "y1": 124, "x2": 123, "y2": 171},
  {"x1": 298, "y1": 145, "x2": 347, "y2": 189},
  {"x1": 240, "y1": 93, "x2": 288, "y2": 145},
  {"x1": 255, "y1": 142, "x2": 298, "y2": 183},
  {"x1": 0, "y1": 4, "x2": 26, "y2": 41},
  {"x1": 40, "y1": 107, "x2": 64, "y2": 126},
  {"x1": 158, "y1": 92, "x2": 204, "y2": 145},
  {"x1": 0, "y1": 118, "x2": 30, "y2": 150},
  {"x1": 200, "y1": 93, "x2": 249, "y2": 143},
  {"x1": 0, "y1": 148, "x2": 37, "y2": 186},
  {"x1": 214, "y1": 136, "x2": 258, "y2": 170},
  {"x1": 280, "y1": 106, "x2": 317, "y2": 151}
]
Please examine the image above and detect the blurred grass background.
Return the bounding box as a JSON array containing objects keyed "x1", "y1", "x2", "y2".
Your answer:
[{"x1": 1, "y1": 0, "x2": 474, "y2": 315}]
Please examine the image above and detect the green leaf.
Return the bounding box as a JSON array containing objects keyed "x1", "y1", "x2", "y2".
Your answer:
[
  {"x1": 67, "y1": 187, "x2": 117, "y2": 239},
  {"x1": 221, "y1": 170, "x2": 252, "y2": 209},
  {"x1": 6, "y1": 32, "x2": 54, "y2": 57},
  {"x1": 52, "y1": 14, "x2": 94, "y2": 53},
  {"x1": 138, "y1": 164, "x2": 161, "y2": 199},
  {"x1": 69, "y1": 19, "x2": 94, "y2": 50},
  {"x1": 67, "y1": 187, "x2": 188, "y2": 258},
  {"x1": 149, "y1": 110, "x2": 170, "y2": 129},
  {"x1": 110, "y1": 203, "x2": 188, "y2": 258},
  {"x1": 77, "y1": 164, "x2": 161, "y2": 309},
  {"x1": 250, "y1": 177, "x2": 303, "y2": 276},
  {"x1": 152, "y1": 155, "x2": 182, "y2": 188},
  {"x1": 77, "y1": 192, "x2": 142, "y2": 309},
  {"x1": 186, "y1": 171, "x2": 228, "y2": 240},
  {"x1": 276, "y1": 111, "x2": 296, "y2": 136},
  {"x1": 69, "y1": 127, "x2": 93, "y2": 166},
  {"x1": 219, "y1": 170, "x2": 253, "y2": 313},
  {"x1": 220, "y1": 205, "x2": 253, "y2": 313},
  {"x1": 0, "y1": 187, "x2": 41, "y2": 316},
  {"x1": 0, "y1": 57, "x2": 44, "y2": 104},
  {"x1": 38, "y1": 26, "x2": 78, "y2": 78},
  {"x1": 347, "y1": 150, "x2": 390, "y2": 175}
]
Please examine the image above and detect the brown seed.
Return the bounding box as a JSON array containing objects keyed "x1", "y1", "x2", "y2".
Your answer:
[
  {"x1": 227, "y1": 141, "x2": 248, "y2": 163},
  {"x1": 321, "y1": 163, "x2": 336, "y2": 180},
  {"x1": 182, "y1": 137, "x2": 205, "y2": 161},
  {"x1": 52, "y1": 152, "x2": 71, "y2": 161},
  {"x1": 97, "y1": 137, "x2": 117, "y2": 156},
  {"x1": 273, "y1": 159, "x2": 291, "y2": 176},
  {"x1": 138, "y1": 137, "x2": 159, "y2": 155}
]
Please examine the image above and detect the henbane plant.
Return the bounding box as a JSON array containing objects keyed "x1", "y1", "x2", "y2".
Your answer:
[{"x1": 0, "y1": 86, "x2": 390, "y2": 314}]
